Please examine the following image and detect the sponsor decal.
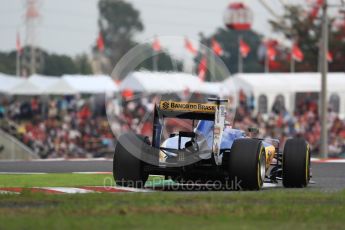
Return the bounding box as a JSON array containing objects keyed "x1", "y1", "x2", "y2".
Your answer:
[
  {"x1": 159, "y1": 101, "x2": 216, "y2": 113},
  {"x1": 162, "y1": 101, "x2": 170, "y2": 110},
  {"x1": 265, "y1": 146, "x2": 275, "y2": 166}
]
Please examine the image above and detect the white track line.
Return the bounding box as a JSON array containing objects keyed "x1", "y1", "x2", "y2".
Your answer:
[
  {"x1": 72, "y1": 172, "x2": 112, "y2": 174},
  {"x1": 39, "y1": 186, "x2": 153, "y2": 193},
  {"x1": 31, "y1": 158, "x2": 112, "y2": 162},
  {"x1": 0, "y1": 158, "x2": 112, "y2": 162},
  {"x1": 39, "y1": 187, "x2": 95, "y2": 194},
  {"x1": 0, "y1": 190, "x2": 18, "y2": 194},
  {"x1": 0, "y1": 172, "x2": 48, "y2": 175},
  {"x1": 324, "y1": 159, "x2": 345, "y2": 163},
  {"x1": 311, "y1": 158, "x2": 345, "y2": 163},
  {"x1": 115, "y1": 186, "x2": 154, "y2": 193},
  {"x1": 0, "y1": 172, "x2": 111, "y2": 175},
  {"x1": 263, "y1": 183, "x2": 278, "y2": 188}
]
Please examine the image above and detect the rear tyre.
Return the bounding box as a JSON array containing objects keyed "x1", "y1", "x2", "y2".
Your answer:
[
  {"x1": 283, "y1": 138, "x2": 310, "y2": 188},
  {"x1": 113, "y1": 133, "x2": 149, "y2": 188},
  {"x1": 226, "y1": 138, "x2": 266, "y2": 190}
]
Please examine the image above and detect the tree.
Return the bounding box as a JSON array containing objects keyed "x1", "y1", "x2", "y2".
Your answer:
[
  {"x1": 42, "y1": 52, "x2": 93, "y2": 76},
  {"x1": 135, "y1": 45, "x2": 183, "y2": 72},
  {"x1": 0, "y1": 51, "x2": 16, "y2": 75},
  {"x1": 74, "y1": 54, "x2": 93, "y2": 74},
  {"x1": 269, "y1": 4, "x2": 345, "y2": 72},
  {"x1": 42, "y1": 53, "x2": 77, "y2": 76},
  {"x1": 0, "y1": 48, "x2": 93, "y2": 76},
  {"x1": 97, "y1": 0, "x2": 144, "y2": 73}
]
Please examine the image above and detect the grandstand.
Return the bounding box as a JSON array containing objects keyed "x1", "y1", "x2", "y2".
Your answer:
[{"x1": 0, "y1": 71, "x2": 344, "y2": 159}]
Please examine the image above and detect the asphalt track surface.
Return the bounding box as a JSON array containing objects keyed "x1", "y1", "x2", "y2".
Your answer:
[{"x1": 0, "y1": 160, "x2": 344, "y2": 191}]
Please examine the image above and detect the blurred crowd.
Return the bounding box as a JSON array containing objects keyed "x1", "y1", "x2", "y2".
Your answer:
[
  {"x1": 0, "y1": 92, "x2": 345, "y2": 159},
  {"x1": 234, "y1": 91, "x2": 345, "y2": 157},
  {"x1": 0, "y1": 96, "x2": 114, "y2": 158},
  {"x1": 110, "y1": 92, "x2": 345, "y2": 157}
]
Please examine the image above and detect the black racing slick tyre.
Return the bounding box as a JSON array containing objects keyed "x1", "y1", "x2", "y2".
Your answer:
[
  {"x1": 227, "y1": 138, "x2": 266, "y2": 190},
  {"x1": 282, "y1": 138, "x2": 310, "y2": 188},
  {"x1": 113, "y1": 133, "x2": 149, "y2": 188}
]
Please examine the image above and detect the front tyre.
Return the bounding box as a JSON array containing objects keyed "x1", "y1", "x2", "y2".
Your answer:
[
  {"x1": 282, "y1": 138, "x2": 310, "y2": 188},
  {"x1": 113, "y1": 133, "x2": 149, "y2": 188},
  {"x1": 226, "y1": 138, "x2": 266, "y2": 190}
]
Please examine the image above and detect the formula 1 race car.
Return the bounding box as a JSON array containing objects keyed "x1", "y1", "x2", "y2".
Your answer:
[{"x1": 113, "y1": 99, "x2": 311, "y2": 190}]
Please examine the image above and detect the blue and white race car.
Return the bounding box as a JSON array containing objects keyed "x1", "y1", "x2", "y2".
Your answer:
[{"x1": 113, "y1": 99, "x2": 311, "y2": 190}]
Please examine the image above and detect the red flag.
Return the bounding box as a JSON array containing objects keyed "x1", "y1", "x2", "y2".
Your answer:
[
  {"x1": 309, "y1": 6, "x2": 320, "y2": 20},
  {"x1": 211, "y1": 38, "x2": 223, "y2": 56},
  {"x1": 266, "y1": 41, "x2": 277, "y2": 61},
  {"x1": 309, "y1": 0, "x2": 324, "y2": 20},
  {"x1": 316, "y1": 0, "x2": 324, "y2": 6},
  {"x1": 16, "y1": 32, "x2": 22, "y2": 55},
  {"x1": 327, "y1": 51, "x2": 333, "y2": 62},
  {"x1": 97, "y1": 32, "x2": 105, "y2": 52},
  {"x1": 267, "y1": 46, "x2": 276, "y2": 61},
  {"x1": 269, "y1": 59, "x2": 282, "y2": 70},
  {"x1": 292, "y1": 43, "x2": 304, "y2": 62},
  {"x1": 185, "y1": 38, "x2": 197, "y2": 55},
  {"x1": 152, "y1": 37, "x2": 161, "y2": 52},
  {"x1": 198, "y1": 56, "x2": 207, "y2": 81},
  {"x1": 121, "y1": 89, "x2": 134, "y2": 99},
  {"x1": 239, "y1": 39, "x2": 250, "y2": 58}
]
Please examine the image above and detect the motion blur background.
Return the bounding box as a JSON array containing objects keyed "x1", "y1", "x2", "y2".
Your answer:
[{"x1": 0, "y1": 0, "x2": 344, "y2": 160}]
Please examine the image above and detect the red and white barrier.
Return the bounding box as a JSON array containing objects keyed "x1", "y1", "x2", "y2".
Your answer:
[{"x1": 0, "y1": 186, "x2": 152, "y2": 194}]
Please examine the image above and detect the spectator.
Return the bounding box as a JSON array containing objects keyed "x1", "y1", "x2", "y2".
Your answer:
[
  {"x1": 31, "y1": 97, "x2": 40, "y2": 116},
  {"x1": 0, "y1": 92, "x2": 344, "y2": 158},
  {"x1": 0, "y1": 102, "x2": 4, "y2": 119}
]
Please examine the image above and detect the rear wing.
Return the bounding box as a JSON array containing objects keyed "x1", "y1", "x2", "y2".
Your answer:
[{"x1": 157, "y1": 100, "x2": 216, "y2": 121}]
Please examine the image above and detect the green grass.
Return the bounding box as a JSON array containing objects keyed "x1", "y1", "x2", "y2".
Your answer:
[
  {"x1": 0, "y1": 190, "x2": 344, "y2": 229},
  {"x1": 0, "y1": 174, "x2": 345, "y2": 229},
  {"x1": 0, "y1": 173, "x2": 113, "y2": 188},
  {"x1": 0, "y1": 173, "x2": 164, "y2": 188}
]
